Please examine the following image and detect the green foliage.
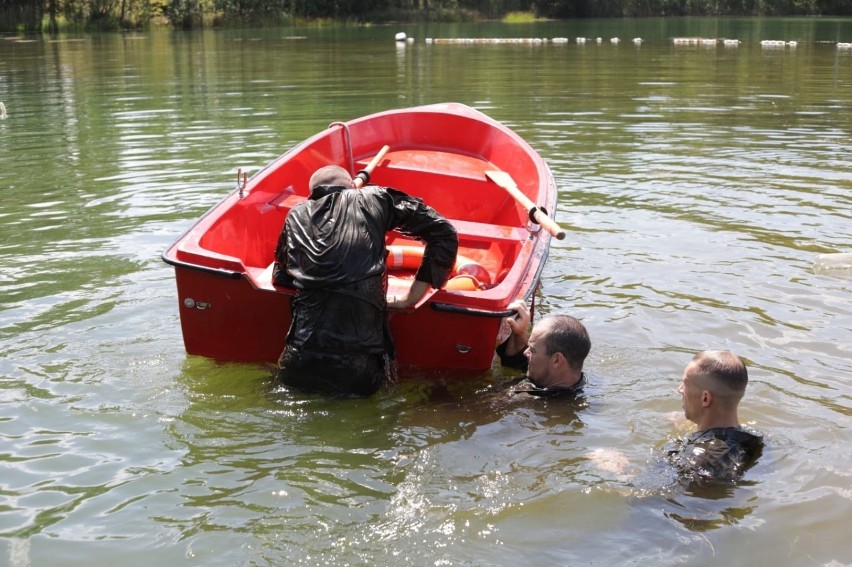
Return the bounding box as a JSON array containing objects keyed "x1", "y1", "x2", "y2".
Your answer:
[
  {"x1": 164, "y1": 0, "x2": 202, "y2": 28},
  {"x1": 0, "y1": 0, "x2": 44, "y2": 31},
  {"x1": 502, "y1": 10, "x2": 538, "y2": 21},
  {"x1": 0, "y1": 0, "x2": 849, "y2": 31}
]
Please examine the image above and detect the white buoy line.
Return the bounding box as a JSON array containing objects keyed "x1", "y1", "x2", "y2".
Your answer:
[
  {"x1": 672, "y1": 37, "x2": 848, "y2": 48},
  {"x1": 400, "y1": 34, "x2": 850, "y2": 48},
  {"x1": 422, "y1": 36, "x2": 640, "y2": 45}
]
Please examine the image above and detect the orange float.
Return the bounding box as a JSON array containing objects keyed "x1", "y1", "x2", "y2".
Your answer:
[{"x1": 386, "y1": 245, "x2": 491, "y2": 290}]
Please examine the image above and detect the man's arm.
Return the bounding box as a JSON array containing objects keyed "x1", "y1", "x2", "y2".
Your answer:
[
  {"x1": 271, "y1": 217, "x2": 295, "y2": 287},
  {"x1": 387, "y1": 280, "x2": 431, "y2": 309},
  {"x1": 384, "y1": 188, "x2": 459, "y2": 291},
  {"x1": 497, "y1": 300, "x2": 530, "y2": 369}
]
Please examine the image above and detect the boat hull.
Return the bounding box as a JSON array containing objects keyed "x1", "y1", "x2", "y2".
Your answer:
[{"x1": 163, "y1": 103, "x2": 557, "y2": 373}]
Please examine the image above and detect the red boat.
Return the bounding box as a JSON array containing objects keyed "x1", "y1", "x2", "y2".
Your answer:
[{"x1": 162, "y1": 103, "x2": 561, "y2": 373}]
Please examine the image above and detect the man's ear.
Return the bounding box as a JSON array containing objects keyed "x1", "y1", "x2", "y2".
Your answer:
[
  {"x1": 552, "y1": 352, "x2": 564, "y2": 367},
  {"x1": 701, "y1": 390, "x2": 713, "y2": 407}
]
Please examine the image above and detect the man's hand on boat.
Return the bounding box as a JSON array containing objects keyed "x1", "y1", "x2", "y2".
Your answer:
[
  {"x1": 502, "y1": 300, "x2": 531, "y2": 357},
  {"x1": 387, "y1": 279, "x2": 431, "y2": 310}
]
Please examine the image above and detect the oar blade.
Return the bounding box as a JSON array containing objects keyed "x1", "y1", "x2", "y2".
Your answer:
[{"x1": 485, "y1": 170, "x2": 516, "y2": 189}]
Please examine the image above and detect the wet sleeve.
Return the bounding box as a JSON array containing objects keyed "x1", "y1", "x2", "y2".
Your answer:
[
  {"x1": 666, "y1": 438, "x2": 741, "y2": 483},
  {"x1": 664, "y1": 439, "x2": 699, "y2": 479},
  {"x1": 272, "y1": 219, "x2": 295, "y2": 287},
  {"x1": 496, "y1": 339, "x2": 529, "y2": 370},
  {"x1": 383, "y1": 187, "x2": 459, "y2": 288}
]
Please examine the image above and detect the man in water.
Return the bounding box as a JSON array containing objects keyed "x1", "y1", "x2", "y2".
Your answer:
[
  {"x1": 666, "y1": 350, "x2": 763, "y2": 482},
  {"x1": 495, "y1": 301, "x2": 591, "y2": 398},
  {"x1": 273, "y1": 164, "x2": 458, "y2": 397}
]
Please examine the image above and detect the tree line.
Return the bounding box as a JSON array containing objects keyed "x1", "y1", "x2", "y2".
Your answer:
[{"x1": 1, "y1": 0, "x2": 849, "y2": 32}]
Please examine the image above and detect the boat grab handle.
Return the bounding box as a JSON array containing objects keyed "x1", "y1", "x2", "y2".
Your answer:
[
  {"x1": 328, "y1": 121, "x2": 354, "y2": 175},
  {"x1": 430, "y1": 302, "x2": 516, "y2": 318},
  {"x1": 161, "y1": 255, "x2": 243, "y2": 280}
]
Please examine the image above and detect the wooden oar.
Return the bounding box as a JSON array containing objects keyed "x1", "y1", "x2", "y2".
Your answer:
[
  {"x1": 485, "y1": 170, "x2": 566, "y2": 240},
  {"x1": 353, "y1": 145, "x2": 390, "y2": 188}
]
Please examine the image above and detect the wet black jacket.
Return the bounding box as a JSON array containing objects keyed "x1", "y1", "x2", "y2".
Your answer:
[
  {"x1": 666, "y1": 427, "x2": 764, "y2": 483},
  {"x1": 273, "y1": 184, "x2": 458, "y2": 357},
  {"x1": 496, "y1": 338, "x2": 528, "y2": 370},
  {"x1": 508, "y1": 375, "x2": 586, "y2": 399}
]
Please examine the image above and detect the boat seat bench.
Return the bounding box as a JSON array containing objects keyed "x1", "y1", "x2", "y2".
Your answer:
[
  {"x1": 268, "y1": 194, "x2": 527, "y2": 243},
  {"x1": 377, "y1": 149, "x2": 489, "y2": 176},
  {"x1": 247, "y1": 217, "x2": 527, "y2": 294},
  {"x1": 446, "y1": 219, "x2": 529, "y2": 243}
]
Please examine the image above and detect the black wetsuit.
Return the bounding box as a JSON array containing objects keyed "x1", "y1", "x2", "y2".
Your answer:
[
  {"x1": 666, "y1": 427, "x2": 764, "y2": 483},
  {"x1": 496, "y1": 338, "x2": 527, "y2": 370},
  {"x1": 496, "y1": 339, "x2": 585, "y2": 399},
  {"x1": 508, "y1": 375, "x2": 586, "y2": 399},
  {"x1": 273, "y1": 184, "x2": 458, "y2": 396}
]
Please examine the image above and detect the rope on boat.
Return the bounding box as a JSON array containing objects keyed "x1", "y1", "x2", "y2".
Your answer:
[
  {"x1": 236, "y1": 169, "x2": 247, "y2": 198},
  {"x1": 530, "y1": 279, "x2": 540, "y2": 328}
]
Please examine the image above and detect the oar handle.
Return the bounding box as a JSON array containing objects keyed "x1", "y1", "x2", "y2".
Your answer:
[
  {"x1": 354, "y1": 145, "x2": 390, "y2": 188},
  {"x1": 486, "y1": 170, "x2": 566, "y2": 240},
  {"x1": 529, "y1": 206, "x2": 566, "y2": 240}
]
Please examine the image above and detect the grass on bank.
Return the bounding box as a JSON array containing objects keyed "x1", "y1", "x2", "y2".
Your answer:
[{"x1": 501, "y1": 11, "x2": 541, "y2": 23}]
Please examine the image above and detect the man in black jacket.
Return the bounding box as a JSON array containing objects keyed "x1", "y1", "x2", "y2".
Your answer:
[{"x1": 273, "y1": 165, "x2": 458, "y2": 397}]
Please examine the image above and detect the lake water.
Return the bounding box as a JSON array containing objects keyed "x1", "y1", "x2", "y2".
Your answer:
[{"x1": 1, "y1": 17, "x2": 851, "y2": 566}]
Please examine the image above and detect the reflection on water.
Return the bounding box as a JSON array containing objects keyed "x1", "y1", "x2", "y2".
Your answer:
[{"x1": 1, "y1": 19, "x2": 851, "y2": 566}]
